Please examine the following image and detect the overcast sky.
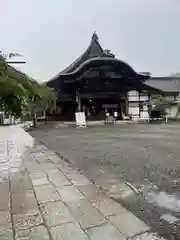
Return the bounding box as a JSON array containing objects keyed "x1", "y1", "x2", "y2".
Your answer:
[{"x1": 1, "y1": 0, "x2": 180, "y2": 81}]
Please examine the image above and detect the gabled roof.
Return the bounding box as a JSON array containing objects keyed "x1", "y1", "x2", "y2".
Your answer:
[
  {"x1": 60, "y1": 32, "x2": 105, "y2": 74},
  {"x1": 48, "y1": 32, "x2": 115, "y2": 84},
  {"x1": 145, "y1": 77, "x2": 180, "y2": 93}
]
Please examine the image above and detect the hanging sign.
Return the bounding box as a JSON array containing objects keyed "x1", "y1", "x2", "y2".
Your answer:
[{"x1": 75, "y1": 112, "x2": 87, "y2": 128}]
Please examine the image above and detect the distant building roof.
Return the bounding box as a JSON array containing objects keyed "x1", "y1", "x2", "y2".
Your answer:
[
  {"x1": 145, "y1": 77, "x2": 180, "y2": 93},
  {"x1": 169, "y1": 73, "x2": 180, "y2": 77}
]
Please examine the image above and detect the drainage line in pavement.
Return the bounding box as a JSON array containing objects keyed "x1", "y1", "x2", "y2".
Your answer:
[{"x1": 125, "y1": 181, "x2": 140, "y2": 194}]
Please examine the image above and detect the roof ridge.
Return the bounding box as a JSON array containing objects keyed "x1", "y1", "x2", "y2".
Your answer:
[{"x1": 48, "y1": 32, "x2": 105, "y2": 83}]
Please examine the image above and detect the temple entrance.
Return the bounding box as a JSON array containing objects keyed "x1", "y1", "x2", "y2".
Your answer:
[{"x1": 81, "y1": 98, "x2": 127, "y2": 121}]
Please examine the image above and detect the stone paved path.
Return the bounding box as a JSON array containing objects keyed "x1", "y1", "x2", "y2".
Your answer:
[{"x1": 0, "y1": 126, "x2": 165, "y2": 239}]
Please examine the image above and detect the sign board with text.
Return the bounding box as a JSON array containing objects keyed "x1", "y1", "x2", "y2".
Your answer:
[{"x1": 75, "y1": 112, "x2": 87, "y2": 128}]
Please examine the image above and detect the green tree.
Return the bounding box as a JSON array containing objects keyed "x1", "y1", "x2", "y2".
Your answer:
[
  {"x1": 149, "y1": 94, "x2": 176, "y2": 118},
  {"x1": 151, "y1": 94, "x2": 172, "y2": 107},
  {"x1": 26, "y1": 84, "x2": 56, "y2": 127},
  {"x1": 0, "y1": 56, "x2": 56, "y2": 125}
]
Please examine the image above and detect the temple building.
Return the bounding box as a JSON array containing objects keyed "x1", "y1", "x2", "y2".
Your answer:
[{"x1": 47, "y1": 32, "x2": 180, "y2": 121}]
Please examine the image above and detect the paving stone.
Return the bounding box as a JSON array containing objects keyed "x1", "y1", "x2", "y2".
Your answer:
[
  {"x1": 32, "y1": 152, "x2": 44, "y2": 158},
  {"x1": 109, "y1": 212, "x2": 150, "y2": 238},
  {"x1": 92, "y1": 197, "x2": 127, "y2": 217},
  {"x1": 32, "y1": 177, "x2": 49, "y2": 186},
  {"x1": 0, "y1": 224, "x2": 13, "y2": 240},
  {"x1": 51, "y1": 222, "x2": 88, "y2": 240},
  {"x1": 11, "y1": 168, "x2": 21, "y2": 174},
  {"x1": 67, "y1": 199, "x2": 105, "y2": 229},
  {"x1": 40, "y1": 162, "x2": 57, "y2": 170},
  {"x1": 32, "y1": 145, "x2": 47, "y2": 152},
  {"x1": 66, "y1": 171, "x2": 91, "y2": 186},
  {"x1": 9, "y1": 157, "x2": 22, "y2": 168},
  {"x1": 0, "y1": 196, "x2": 10, "y2": 212},
  {"x1": 58, "y1": 163, "x2": 75, "y2": 174},
  {"x1": 29, "y1": 170, "x2": 46, "y2": 179},
  {"x1": 13, "y1": 210, "x2": 43, "y2": 231},
  {"x1": 15, "y1": 225, "x2": 50, "y2": 240},
  {"x1": 77, "y1": 184, "x2": 103, "y2": 201},
  {"x1": 0, "y1": 211, "x2": 11, "y2": 225},
  {"x1": 34, "y1": 184, "x2": 60, "y2": 204},
  {"x1": 38, "y1": 160, "x2": 54, "y2": 166},
  {"x1": 26, "y1": 163, "x2": 42, "y2": 172},
  {"x1": 48, "y1": 155, "x2": 62, "y2": 164},
  {"x1": 0, "y1": 182, "x2": 10, "y2": 211},
  {"x1": 47, "y1": 169, "x2": 71, "y2": 186},
  {"x1": 86, "y1": 223, "x2": 125, "y2": 240},
  {"x1": 56, "y1": 185, "x2": 84, "y2": 203},
  {"x1": 35, "y1": 157, "x2": 50, "y2": 163},
  {"x1": 11, "y1": 170, "x2": 33, "y2": 193},
  {"x1": 40, "y1": 200, "x2": 74, "y2": 227},
  {"x1": 43, "y1": 150, "x2": 56, "y2": 156},
  {"x1": 12, "y1": 190, "x2": 38, "y2": 214},
  {"x1": 0, "y1": 170, "x2": 9, "y2": 183}
]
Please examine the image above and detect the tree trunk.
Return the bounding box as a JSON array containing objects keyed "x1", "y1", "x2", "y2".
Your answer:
[
  {"x1": 9, "y1": 114, "x2": 12, "y2": 125},
  {"x1": 32, "y1": 113, "x2": 37, "y2": 128},
  {"x1": 45, "y1": 112, "x2": 48, "y2": 124}
]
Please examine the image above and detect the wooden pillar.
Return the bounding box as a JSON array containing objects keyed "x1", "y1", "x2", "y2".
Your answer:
[
  {"x1": 125, "y1": 93, "x2": 129, "y2": 116},
  {"x1": 138, "y1": 91, "x2": 141, "y2": 118},
  {"x1": 76, "y1": 90, "x2": 81, "y2": 112},
  {"x1": 78, "y1": 98, "x2": 81, "y2": 112}
]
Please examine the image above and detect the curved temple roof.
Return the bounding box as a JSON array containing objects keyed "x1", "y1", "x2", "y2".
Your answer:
[
  {"x1": 60, "y1": 57, "x2": 147, "y2": 83},
  {"x1": 61, "y1": 57, "x2": 135, "y2": 76},
  {"x1": 47, "y1": 32, "x2": 146, "y2": 84},
  {"x1": 47, "y1": 33, "x2": 180, "y2": 94},
  {"x1": 48, "y1": 32, "x2": 107, "y2": 83},
  {"x1": 47, "y1": 32, "x2": 150, "y2": 95}
]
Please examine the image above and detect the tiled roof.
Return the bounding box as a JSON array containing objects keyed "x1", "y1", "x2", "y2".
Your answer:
[
  {"x1": 145, "y1": 77, "x2": 180, "y2": 92},
  {"x1": 61, "y1": 57, "x2": 137, "y2": 77}
]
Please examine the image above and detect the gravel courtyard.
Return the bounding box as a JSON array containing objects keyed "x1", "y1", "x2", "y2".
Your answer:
[{"x1": 30, "y1": 123, "x2": 180, "y2": 196}]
